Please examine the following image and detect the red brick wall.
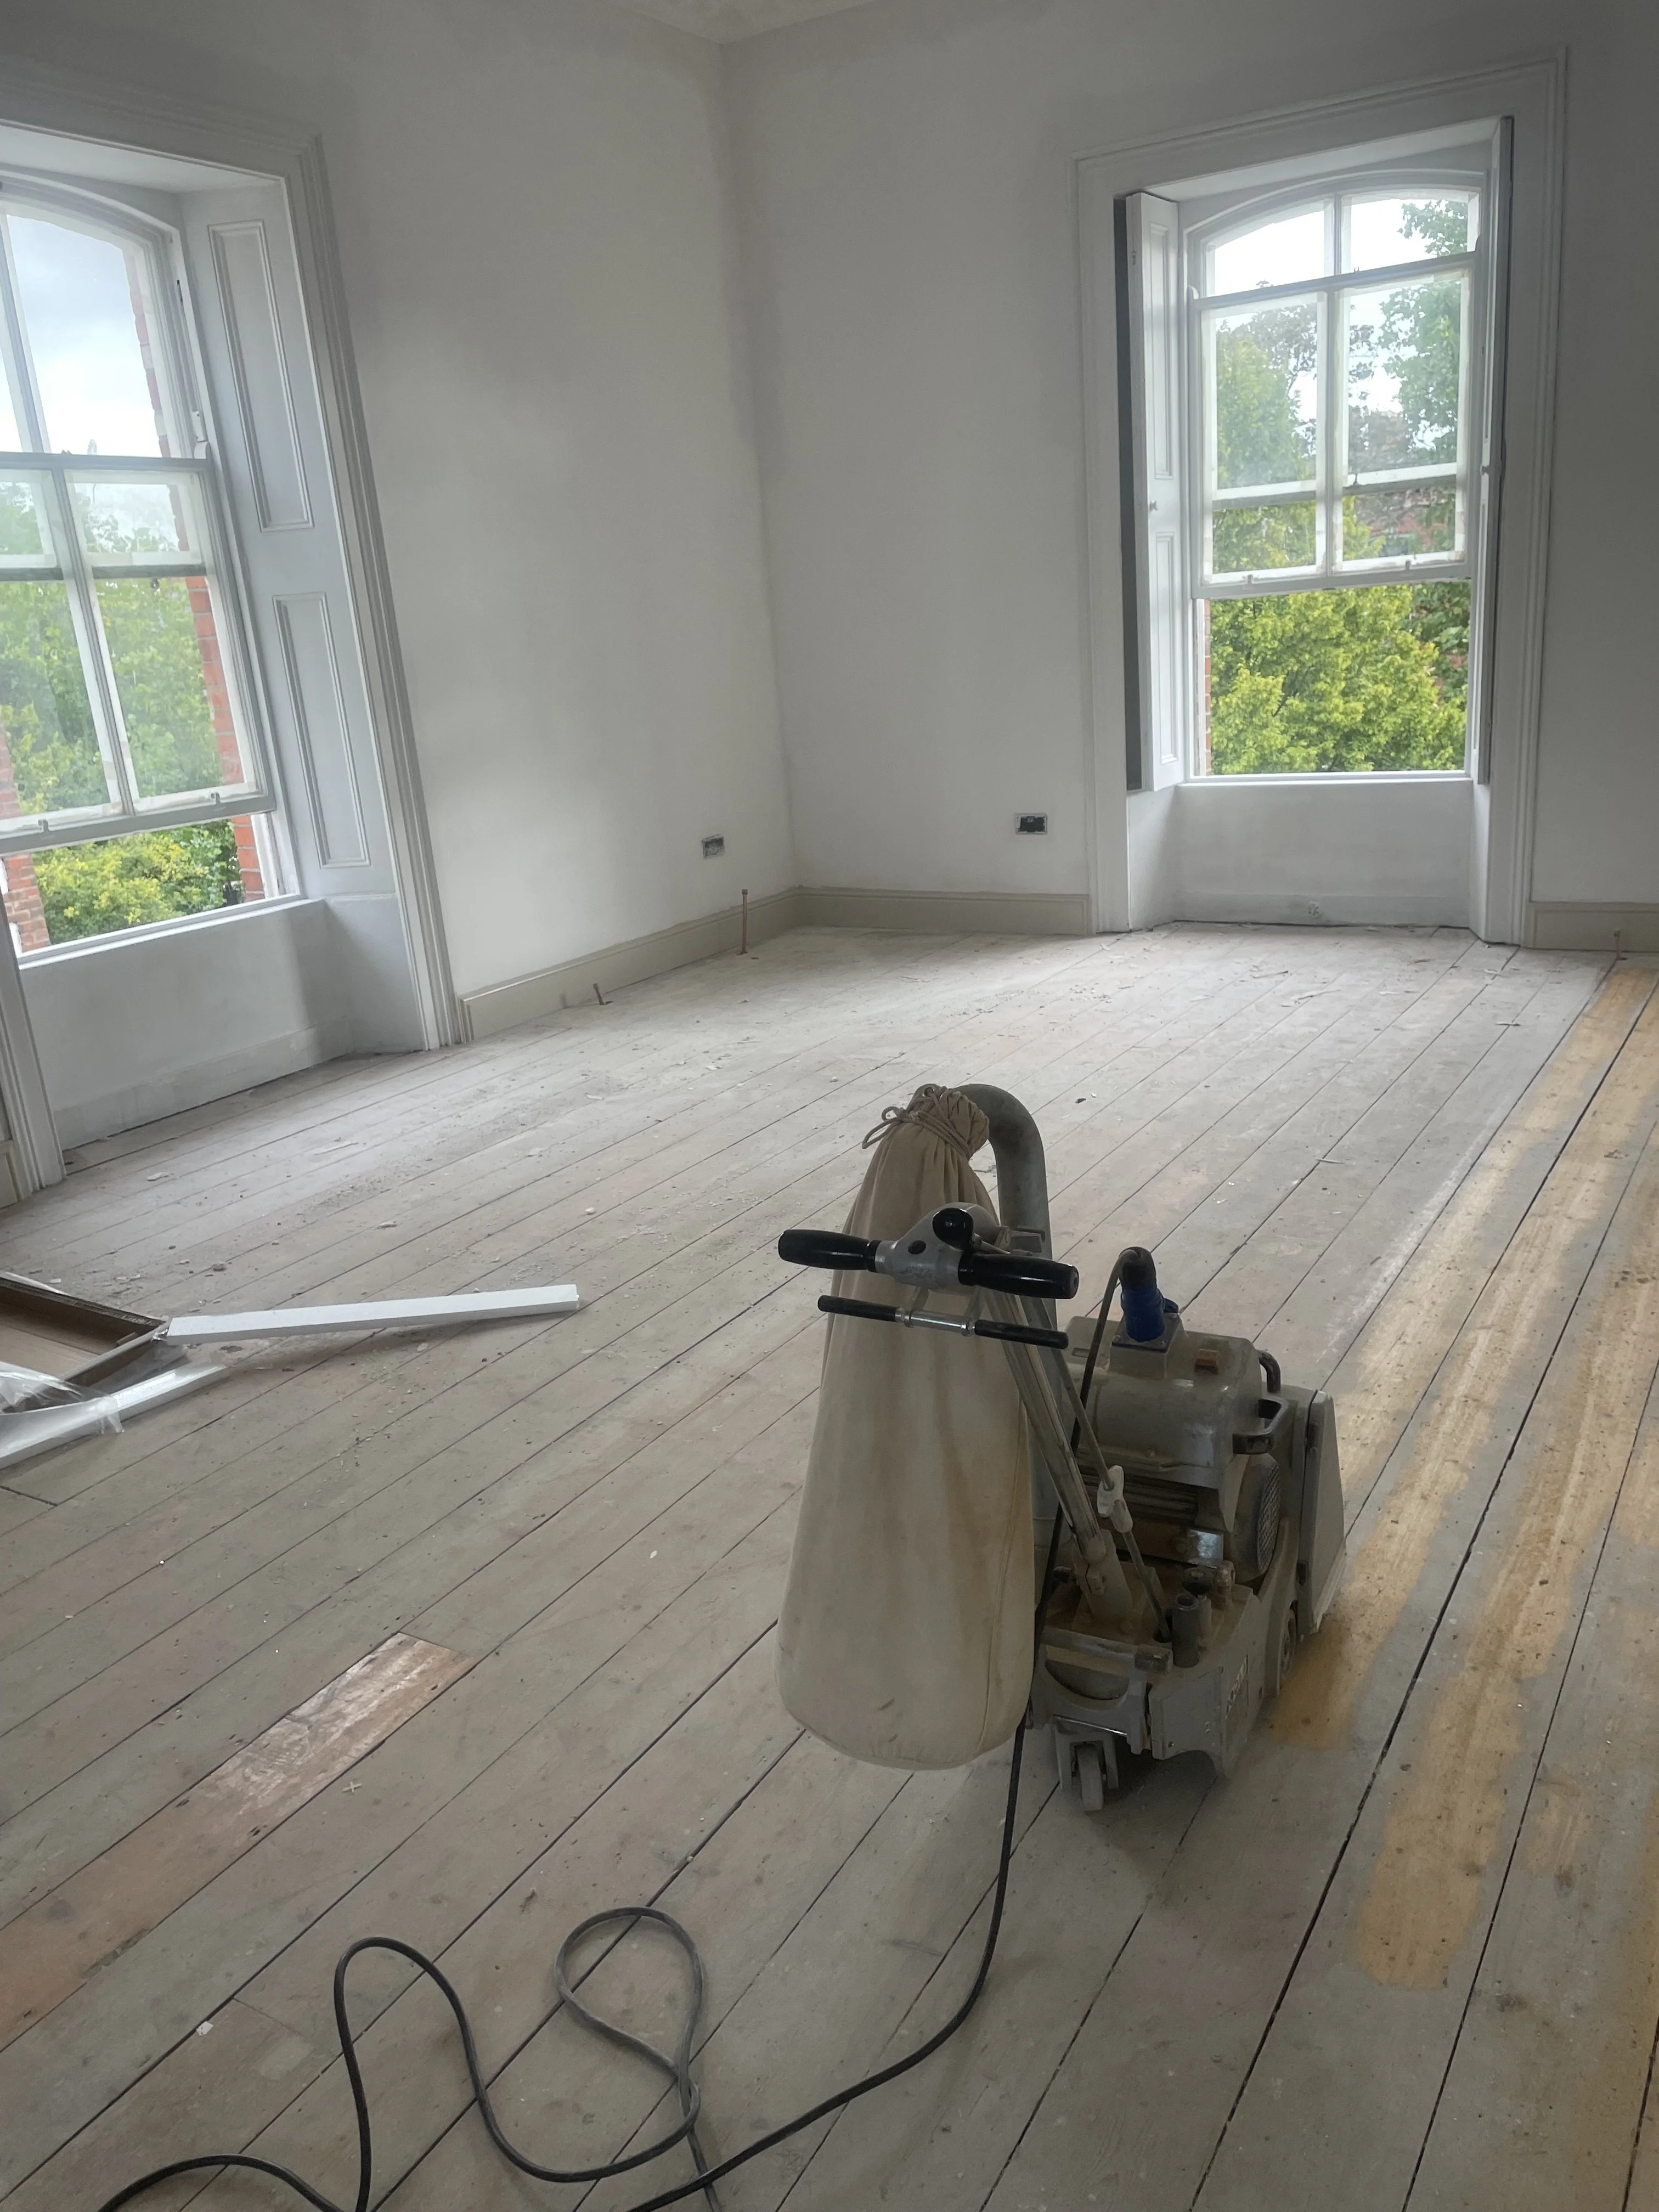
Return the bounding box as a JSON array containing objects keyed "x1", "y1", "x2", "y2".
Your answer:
[
  {"x1": 187, "y1": 579, "x2": 263, "y2": 903},
  {"x1": 0, "y1": 719, "x2": 50, "y2": 952}
]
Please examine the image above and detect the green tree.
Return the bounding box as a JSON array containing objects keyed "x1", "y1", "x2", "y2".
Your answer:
[
  {"x1": 1, "y1": 479, "x2": 244, "y2": 944},
  {"x1": 1215, "y1": 303, "x2": 1318, "y2": 488},
  {"x1": 1209, "y1": 581, "x2": 1469, "y2": 773},
  {"x1": 95, "y1": 578, "x2": 221, "y2": 798},
  {"x1": 32, "y1": 821, "x2": 242, "y2": 943}
]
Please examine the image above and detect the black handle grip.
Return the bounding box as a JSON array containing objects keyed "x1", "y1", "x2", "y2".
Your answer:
[
  {"x1": 957, "y1": 1249, "x2": 1080, "y2": 1300},
  {"x1": 778, "y1": 1228, "x2": 880, "y2": 1272},
  {"x1": 970, "y1": 1316, "x2": 1071, "y2": 1349},
  {"x1": 817, "y1": 1295, "x2": 899, "y2": 1322}
]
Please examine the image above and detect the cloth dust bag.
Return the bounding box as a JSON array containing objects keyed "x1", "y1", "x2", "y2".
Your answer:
[{"x1": 776, "y1": 1085, "x2": 1034, "y2": 1769}]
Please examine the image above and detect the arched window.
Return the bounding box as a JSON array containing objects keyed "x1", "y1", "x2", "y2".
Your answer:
[
  {"x1": 0, "y1": 187, "x2": 275, "y2": 942},
  {"x1": 1121, "y1": 151, "x2": 1497, "y2": 781}
]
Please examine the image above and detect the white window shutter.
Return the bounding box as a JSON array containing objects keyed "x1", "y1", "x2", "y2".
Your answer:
[{"x1": 1125, "y1": 191, "x2": 1188, "y2": 790}]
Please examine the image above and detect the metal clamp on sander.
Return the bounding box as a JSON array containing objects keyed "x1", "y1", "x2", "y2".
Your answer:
[{"x1": 779, "y1": 1205, "x2": 1077, "y2": 1346}]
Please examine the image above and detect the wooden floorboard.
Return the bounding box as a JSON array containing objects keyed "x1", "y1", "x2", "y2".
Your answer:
[{"x1": 8, "y1": 922, "x2": 1657, "y2": 2212}]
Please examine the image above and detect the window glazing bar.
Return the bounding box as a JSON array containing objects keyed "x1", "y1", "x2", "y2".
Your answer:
[
  {"x1": 1200, "y1": 249, "x2": 1477, "y2": 314},
  {"x1": 0, "y1": 787, "x2": 276, "y2": 856}
]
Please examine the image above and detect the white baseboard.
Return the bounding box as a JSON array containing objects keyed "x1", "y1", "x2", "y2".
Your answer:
[
  {"x1": 460, "y1": 889, "x2": 805, "y2": 1041},
  {"x1": 1526, "y1": 901, "x2": 1659, "y2": 952},
  {"x1": 1173, "y1": 890, "x2": 1469, "y2": 928},
  {"x1": 459, "y1": 884, "x2": 1093, "y2": 1042},
  {"x1": 795, "y1": 887, "x2": 1093, "y2": 936}
]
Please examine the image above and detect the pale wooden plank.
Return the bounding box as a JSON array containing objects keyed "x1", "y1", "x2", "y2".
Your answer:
[
  {"x1": 1406, "y1": 1385, "x2": 1659, "y2": 2212},
  {"x1": 770, "y1": 1758, "x2": 1208, "y2": 2212},
  {"x1": 4, "y1": 1634, "x2": 802, "y2": 2212},
  {"x1": 0, "y1": 940, "x2": 1337, "y2": 1737},
  {"x1": 0, "y1": 942, "x2": 1575, "y2": 1893},
  {"x1": 177, "y1": 1673, "x2": 896, "y2": 2212},
  {"x1": 971, "y1": 993, "x2": 1659, "y2": 2212},
  {"x1": 1178, "y1": 960, "x2": 1601, "y2": 1345},
  {"x1": 1184, "y1": 1127, "x2": 1659, "y2": 2212},
  {"x1": 0, "y1": 1077, "x2": 898, "y2": 1781},
  {"x1": 0, "y1": 1485, "x2": 52, "y2": 1533},
  {"x1": 0, "y1": 1324, "x2": 817, "y2": 1920},
  {"x1": 0, "y1": 1481, "x2": 802, "y2": 2191},
  {"x1": 27, "y1": 922, "x2": 1109, "y2": 1271},
  {"x1": 1305, "y1": 958, "x2": 1656, "y2": 1502},
  {"x1": 0, "y1": 1633, "x2": 471, "y2": 2048},
  {"x1": 0, "y1": 924, "x2": 1624, "y2": 2212}
]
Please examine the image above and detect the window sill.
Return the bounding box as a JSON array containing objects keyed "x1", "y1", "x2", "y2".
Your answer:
[
  {"x1": 19, "y1": 894, "x2": 316, "y2": 970},
  {"x1": 1179, "y1": 770, "x2": 1473, "y2": 790}
]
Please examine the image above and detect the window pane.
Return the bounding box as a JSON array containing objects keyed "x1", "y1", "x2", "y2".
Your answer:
[
  {"x1": 1207, "y1": 207, "x2": 1326, "y2": 295},
  {"x1": 71, "y1": 475, "x2": 204, "y2": 566},
  {"x1": 1212, "y1": 301, "x2": 1319, "y2": 492},
  {"x1": 1345, "y1": 275, "x2": 1464, "y2": 476},
  {"x1": 1342, "y1": 484, "x2": 1459, "y2": 563},
  {"x1": 1, "y1": 817, "x2": 267, "y2": 951},
  {"x1": 0, "y1": 476, "x2": 57, "y2": 572},
  {"x1": 1212, "y1": 502, "x2": 1317, "y2": 574},
  {"x1": 0, "y1": 365, "x2": 21, "y2": 453},
  {"x1": 0, "y1": 579, "x2": 112, "y2": 817},
  {"x1": 96, "y1": 575, "x2": 249, "y2": 800},
  {"x1": 1345, "y1": 194, "x2": 1475, "y2": 272},
  {"x1": 9, "y1": 215, "x2": 168, "y2": 458},
  {"x1": 1204, "y1": 582, "x2": 1469, "y2": 774}
]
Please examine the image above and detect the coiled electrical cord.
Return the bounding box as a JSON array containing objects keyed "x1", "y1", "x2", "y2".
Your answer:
[{"x1": 97, "y1": 1522, "x2": 1065, "y2": 2212}]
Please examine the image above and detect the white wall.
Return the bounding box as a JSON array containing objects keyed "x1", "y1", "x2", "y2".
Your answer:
[
  {"x1": 24, "y1": 901, "x2": 348, "y2": 1149},
  {"x1": 1, "y1": 0, "x2": 795, "y2": 1013},
  {"x1": 726, "y1": 0, "x2": 1659, "y2": 930},
  {"x1": 1137, "y1": 778, "x2": 1474, "y2": 930}
]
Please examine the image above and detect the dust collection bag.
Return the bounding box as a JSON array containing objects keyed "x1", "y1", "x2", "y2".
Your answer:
[{"x1": 776, "y1": 1085, "x2": 1034, "y2": 1769}]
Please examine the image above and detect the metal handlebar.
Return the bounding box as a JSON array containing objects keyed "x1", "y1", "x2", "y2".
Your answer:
[
  {"x1": 777, "y1": 1212, "x2": 1079, "y2": 1303},
  {"x1": 817, "y1": 1295, "x2": 1069, "y2": 1351}
]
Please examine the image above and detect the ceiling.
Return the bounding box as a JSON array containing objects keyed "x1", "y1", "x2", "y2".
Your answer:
[{"x1": 610, "y1": 0, "x2": 881, "y2": 40}]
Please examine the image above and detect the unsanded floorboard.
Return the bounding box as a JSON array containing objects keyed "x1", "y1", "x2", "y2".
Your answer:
[{"x1": 7, "y1": 922, "x2": 1650, "y2": 2212}]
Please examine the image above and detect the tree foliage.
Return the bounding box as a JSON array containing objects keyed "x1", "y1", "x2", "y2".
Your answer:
[
  {"x1": 1209, "y1": 582, "x2": 1469, "y2": 774},
  {"x1": 33, "y1": 821, "x2": 243, "y2": 943},
  {"x1": 1215, "y1": 302, "x2": 1318, "y2": 490},
  {"x1": 1207, "y1": 200, "x2": 1472, "y2": 771},
  {"x1": 1, "y1": 478, "x2": 244, "y2": 944}
]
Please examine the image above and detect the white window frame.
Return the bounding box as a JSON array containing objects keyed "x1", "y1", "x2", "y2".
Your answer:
[
  {"x1": 0, "y1": 176, "x2": 281, "y2": 857},
  {"x1": 1187, "y1": 167, "x2": 1489, "y2": 606},
  {"x1": 1078, "y1": 66, "x2": 1562, "y2": 945}
]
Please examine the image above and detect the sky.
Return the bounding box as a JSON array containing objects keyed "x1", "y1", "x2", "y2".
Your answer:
[{"x1": 5, "y1": 213, "x2": 164, "y2": 457}]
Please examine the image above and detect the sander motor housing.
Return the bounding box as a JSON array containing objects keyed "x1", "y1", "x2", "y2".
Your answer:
[{"x1": 1035, "y1": 1300, "x2": 1345, "y2": 1801}]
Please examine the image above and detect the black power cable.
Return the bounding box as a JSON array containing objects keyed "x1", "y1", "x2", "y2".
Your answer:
[{"x1": 96, "y1": 1531, "x2": 1069, "y2": 2212}]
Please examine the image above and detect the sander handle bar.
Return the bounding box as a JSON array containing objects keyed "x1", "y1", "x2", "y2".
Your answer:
[
  {"x1": 778, "y1": 1213, "x2": 1080, "y2": 1303},
  {"x1": 817, "y1": 1294, "x2": 1070, "y2": 1351}
]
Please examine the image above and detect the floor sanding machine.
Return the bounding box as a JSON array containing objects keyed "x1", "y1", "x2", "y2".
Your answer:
[
  {"x1": 776, "y1": 1082, "x2": 1347, "y2": 1801},
  {"x1": 98, "y1": 1084, "x2": 1347, "y2": 2212}
]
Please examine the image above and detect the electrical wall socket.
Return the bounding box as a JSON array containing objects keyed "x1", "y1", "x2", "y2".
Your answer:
[
  {"x1": 701, "y1": 834, "x2": 726, "y2": 858},
  {"x1": 1017, "y1": 814, "x2": 1048, "y2": 834}
]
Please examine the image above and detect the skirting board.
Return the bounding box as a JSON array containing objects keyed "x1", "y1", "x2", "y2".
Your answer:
[
  {"x1": 1527, "y1": 901, "x2": 1659, "y2": 952},
  {"x1": 1173, "y1": 890, "x2": 1469, "y2": 928},
  {"x1": 458, "y1": 886, "x2": 1093, "y2": 1041},
  {"x1": 459, "y1": 889, "x2": 804, "y2": 1041},
  {"x1": 794, "y1": 887, "x2": 1093, "y2": 936}
]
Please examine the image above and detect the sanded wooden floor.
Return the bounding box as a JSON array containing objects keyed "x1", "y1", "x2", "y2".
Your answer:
[{"x1": 4, "y1": 921, "x2": 1658, "y2": 2212}]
